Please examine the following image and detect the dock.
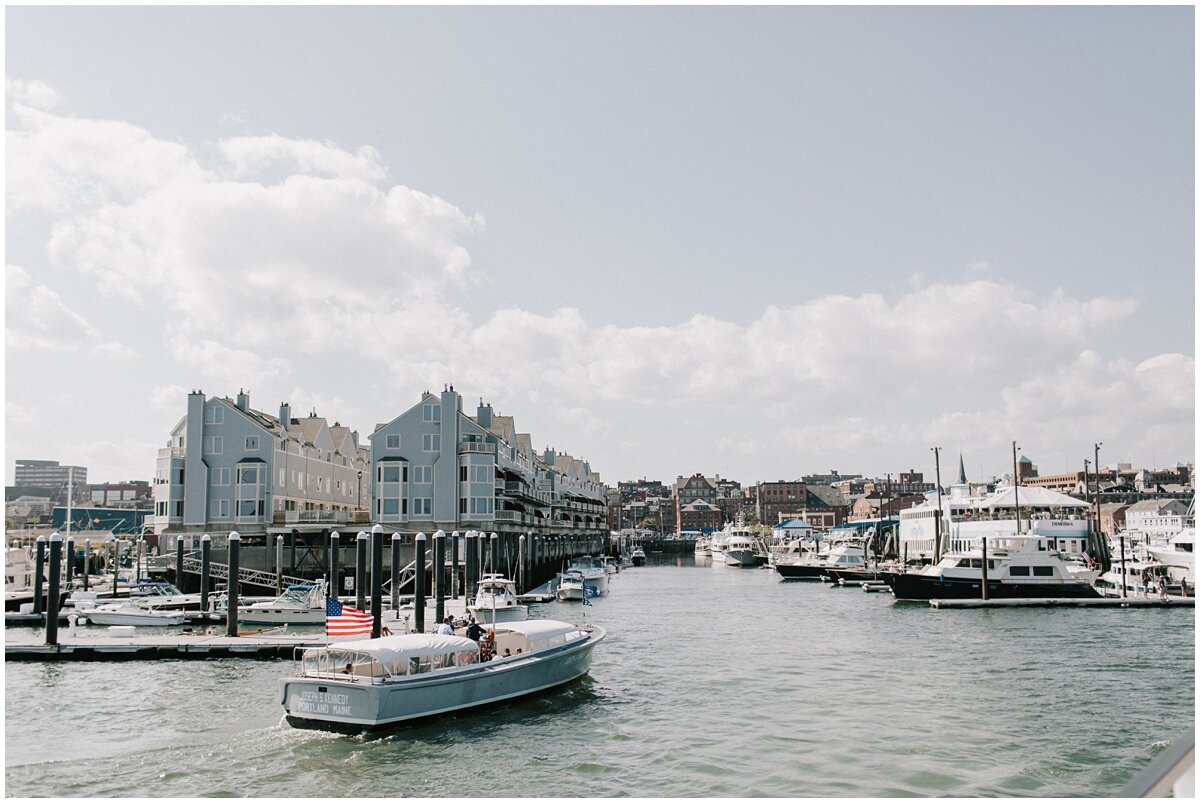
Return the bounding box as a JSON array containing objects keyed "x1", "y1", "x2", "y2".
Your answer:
[
  {"x1": 930, "y1": 597, "x2": 1195, "y2": 609},
  {"x1": 5, "y1": 631, "x2": 330, "y2": 661}
]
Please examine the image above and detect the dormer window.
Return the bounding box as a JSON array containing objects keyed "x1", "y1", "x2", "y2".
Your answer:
[
  {"x1": 423, "y1": 404, "x2": 441, "y2": 422},
  {"x1": 204, "y1": 407, "x2": 223, "y2": 424}
]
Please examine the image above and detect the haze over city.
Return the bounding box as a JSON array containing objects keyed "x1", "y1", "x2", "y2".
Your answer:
[{"x1": 5, "y1": 6, "x2": 1194, "y2": 486}]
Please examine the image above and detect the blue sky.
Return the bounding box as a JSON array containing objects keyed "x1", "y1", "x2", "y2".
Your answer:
[{"x1": 5, "y1": 6, "x2": 1194, "y2": 486}]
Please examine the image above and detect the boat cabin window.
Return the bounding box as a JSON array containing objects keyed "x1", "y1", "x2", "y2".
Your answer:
[
  {"x1": 1009, "y1": 566, "x2": 1030, "y2": 576},
  {"x1": 1032, "y1": 566, "x2": 1055, "y2": 577}
]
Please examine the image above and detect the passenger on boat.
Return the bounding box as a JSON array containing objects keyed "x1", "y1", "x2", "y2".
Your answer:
[
  {"x1": 437, "y1": 615, "x2": 454, "y2": 635},
  {"x1": 466, "y1": 618, "x2": 483, "y2": 641}
]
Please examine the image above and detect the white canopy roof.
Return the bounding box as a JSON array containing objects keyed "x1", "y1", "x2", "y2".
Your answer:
[
  {"x1": 322, "y1": 633, "x2": 479, "y2": 660},
  {"x1": 493, "y1": 619, "x2": 580, "y2": 641},
  {"x1": 973, "y1": 485, "x2": 1090, "y2": 509}
]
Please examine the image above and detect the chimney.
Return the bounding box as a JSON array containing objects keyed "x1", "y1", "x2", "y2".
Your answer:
[
  {"x1": 235, "y1": 389, "x2": 249, "y2": 411},
  {"x1": 477, "y1": 400, "x2": 493, "y2": 428},
  {"x1": 279, "y1": 402, "x2": 291, "y2": 431}
]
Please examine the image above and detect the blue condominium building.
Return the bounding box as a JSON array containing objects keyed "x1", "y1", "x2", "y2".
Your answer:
[
  {"x1": 151, "y1": 390, "x2": 370, "y2": 536},
  {"x1": 369, "y1": 386, "x2": 607, "y2": 539}
]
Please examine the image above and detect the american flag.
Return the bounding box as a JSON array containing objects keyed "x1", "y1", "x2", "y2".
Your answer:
[{"x1": 326, "y1": 597, "x2": 373, "y2": 637}]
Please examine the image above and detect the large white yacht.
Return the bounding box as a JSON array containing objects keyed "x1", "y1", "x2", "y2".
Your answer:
[
  {"x1": 898, "y1": 483, "x2": 1093, "y2": 563},
  {"x1": 468, "y1": 575, "x2": 528, "y2": 623}
]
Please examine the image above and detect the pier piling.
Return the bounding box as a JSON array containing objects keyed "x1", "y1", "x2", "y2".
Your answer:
[
  {"x1": 414, "y1": 533, "x2": 427, "y2": 633},
  {"x1": 1120, "y1": 536, "x2": 1128, "y2": 599},
  {"x1": 200, "y1": 535, "x2": 212, "y2": 611},
  {"x1": 451, "y1": 531, "x2": 460, "y2": 599},
  {"x1": 275, "y1": 535, "x2": 284, "y2": 595},
  {"x1": 175, "y1": 539, "x2": 183, "y2": 592},
  {"x1": 371, "y1": 524, "x2": 384, "y2": 639},
  {"x1": 111, "y1": 538, "x2": 121, "y2": 598},
  {"x1": 465, "y1": 532, "x2": 478, "y2": 606},
  {"x1": 226, "y1": 532, "x2": 240, "y2": 638},
  {"x1": 33, "y1": 536, "x2": 46, "y2": 616},
  {"x1": 83, "y1": 539, "x2": 91, "y2": 591},
  {"x1": 390, "y1": 531, "x2": 401, "y2": 613},
  {"x1": 355, "y1": 531, "x2": 368, "y2": 610},
  {"x1": 981, "y1": 537, "x2": 989, "y2": 601},
  {"x1": 329, "y1": 531, "x2": 340, "y2": 599},
  {"x1": 434, "y1": 530, "x2": 446, "y2": 625},
  {"x1": 65, "y1": 537, "x2": 74, "y2": 586},
  {"x1": 519, "y1": 534, "x2": 526, "y2": 593},
  {"x1": 45, "y1": 534, "x2": 62, "y2": 645}
]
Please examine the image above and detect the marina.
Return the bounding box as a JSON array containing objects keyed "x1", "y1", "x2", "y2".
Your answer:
[{"x1": 4, "y1": 553, "x2": 1192, "y2": 797}]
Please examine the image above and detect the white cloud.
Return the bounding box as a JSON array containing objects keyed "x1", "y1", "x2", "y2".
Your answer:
[
  {"x1": 6, "y1": 264, "x2": 99, "y2": 351},
  {"x1": 5, "y1": 78, "x2": 60, "y2": 110},
  {"x1": 219, "y1": 135, "x2": 387, "y2": 183},
  {"x1": 169, "y1": 334, "x2": 290, "y2": 384}
]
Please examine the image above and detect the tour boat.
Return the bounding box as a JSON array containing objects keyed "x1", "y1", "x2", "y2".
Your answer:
[
  {"x1": 81, "y1": 603, "x2": 186, "y2": 626},
  {"x1": 693, "y1": 536, "x2": 711, "y2": 558},
  {"x1": 630, "y1": 547, "x2": 646, "y2": 566},
  {"x1": 887, "y1": 534, "x2": 1102, "y2": 601},
  {"x1": 468, "y1": 575, "x2": 528, "y2": 623},
  {"x1": 238, "y1": 581, "x2": 328, "y2": 625},
  {"x1": 280, "y1": 619, "x2": 606, "y2": 732},
  {"x1": 722, "y1": 535, "x2": 757, "y2": 567}
]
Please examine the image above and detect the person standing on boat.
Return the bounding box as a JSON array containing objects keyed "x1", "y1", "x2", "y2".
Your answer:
[
  {"x1": 465, "y1": 617, "x2": 483, "y2": 641},
  {"x1": 437, "y1": 615, "x2": 454, "y2": 635},
  {"x1": 1158, "y1": 576, "x2": 1169, "y2": 600}
]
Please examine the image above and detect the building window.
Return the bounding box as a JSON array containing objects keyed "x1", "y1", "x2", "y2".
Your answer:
[
  {"x1": 386, "y1": 434, "x2": 400, "y2": 449},
  {"x1": 238, "y1": 465, "x2": 261, "y2": 485},
  {"x1": 413, "y1": 465, "x2": 432, "y2": 483},
  {"x1": 423, "y1": 434, "x2": 440, "y2": 452},
  {"x1": 245, "y1": 436, "x2": 259, "y2": 451},
  {"x1": 380, "y1": 464, "x2": 402, "y2": 483},
  {"x1": 413, "y1": 498, "x2": 432, "y2": 516},
  {"x1": 203, "y1": 436, "x2": 223, "y2": 455},
  {"x1": 210, "y1": 467, "x2": 231, "y2": 486},
  {"x1": 382, "y1": 499, "x2": 399, "y2": 515},
  {"x1": 210, "y1": 499, "x2": 230, "y2": 518},
  {"x1": 204, "y1": 406, "x2": 223, "y2": 424},
  {"x1": 238, "y1": 500, "x2": 264, "y2": 517},
  {"x1": 423, "y1": 404, "x2": 441, "y2": 422}
]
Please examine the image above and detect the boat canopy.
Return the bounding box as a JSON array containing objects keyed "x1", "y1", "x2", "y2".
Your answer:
[
  {"x1": 495, "y1": 620, "x2": 581, "y2": 641},
  {"x1": 979, "y1": 486, "x2": 1090, "y2": 509},
  {"x1": 328, "y1": 633, "x2": 479, "y2": 661}
]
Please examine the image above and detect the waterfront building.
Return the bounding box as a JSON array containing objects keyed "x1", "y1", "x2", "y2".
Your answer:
[
  {"x1": 1123, "y1": 499, "x2": 1192, "y2": 542},
  {"x1": 678, "y1": 499, "x2": 723, "y2": 534},
  {"x1": 151, "y1": 390, "x2": 370, "y2": 536},
  {"x1": 1098, "y1": 502, "x2": 1131, "y2": 537},
  {"x1": 756, "y1": 480, "x2": 850, "y2": 528},
  {"x1": 368, "y1": 388, "x2": 607, "y2": 540},
  {"x1": 674, "y1": 474, "x2": 719, "y2": 531},
  {"x1": 86, "y1": 481, "x2": 152, "y2": 509},
  {"x1": 12, "y1": 459, "x2": 88, "y2": 504}
]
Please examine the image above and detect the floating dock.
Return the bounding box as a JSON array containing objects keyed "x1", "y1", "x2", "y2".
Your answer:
[
  {"x1": 5, "y1": 631, "x2": 329, "y2": 661},
  {"x1": 930, "y1": 597, "x2": 1195, "y2": 609}
]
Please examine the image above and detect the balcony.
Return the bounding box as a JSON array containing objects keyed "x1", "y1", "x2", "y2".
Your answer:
[
  {"x1": 460, "y1": 441, "x2": 494, "y2": 455},
  {"x1": 273, "y1": 510, "x2": 358, "y2": 525}
]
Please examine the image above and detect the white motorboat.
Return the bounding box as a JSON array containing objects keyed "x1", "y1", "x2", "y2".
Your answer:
[
  {"x1": 238, "y1": 581, "x2": 328, "y2": 625},
  {"x1": 566, "y1": 556, "x2": 609, "y2": 595},
  {"x1": 82, "y1": 603, "x2": 186, "y2": 626},
  {"x1": 556, "y1": 570, "x2": 587, "y2": 601},
  {"x1": 468, "y1": 575, "x2": 528, "y2": 623},
  {"x1": 630, "y1": 547, "x2": 646, "y2": 566},
  {"x1": 693, "y1": 536, "x2": 711, "y2": 558},
  {"x1": 887, "y1": 535, "x2": 1102, "y2": 601},
  {"x1": 1143, "y1": 527, "x2": 1196, "y2": 584},
  {"x1": 775, "y1": 540, "x2": 870, "y2": 580},
  {"x1": 281, "y1": 619, "x2": 605, "y2": 731},
  {"x1": 124, "y1": 581, "x2": 208, "y2": 611},
  {"x1": 723, "y1": 535, "x2": 757, "y2": 567}
]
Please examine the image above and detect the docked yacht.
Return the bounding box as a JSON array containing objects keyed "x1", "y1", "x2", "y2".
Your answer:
[
  {"x1": 238, "y1": 581, "x2": 328, "y2": 625},
  {"x1": 566, "y1": 556, "x2": 609, "y2": 595},
  {"x1": 693, "y1": 536, "x2": 711, "y2": 558},
  {"x1": 630, "y1": 546, "x2": 646, "y2": 566},
  {"x1": 1143, "y1": 527, "x2": 1195, "y2": 584},
  {"x1": 281, "y1": 619, "x2": 605, "y2": 732},
  {"x1": 887, "y1": 535, "x2": 1102, "y2": 601},
  {"x1": 81, "y1": 603, "x2": 186, "y2": 626},
  {"x1": 468, "y1": 575, "x2": 528, "y2": 624},
  {"x1": 775, "y1": 541, "x2": 871, "y2": 580},
  {"x1": 555, "y1": 570, "x2": 589, "y2": 601},
  {"x1": 723, "y1": 535, "x2": 757, "y2": 567}
]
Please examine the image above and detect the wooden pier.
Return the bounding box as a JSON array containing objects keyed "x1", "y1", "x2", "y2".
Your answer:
[
  {"x1": 5, "y1": 631, "x2": 329, "y2": 661},
  {"x1": 930, "y1": 597, "x2": 1195, "y2": 609}
]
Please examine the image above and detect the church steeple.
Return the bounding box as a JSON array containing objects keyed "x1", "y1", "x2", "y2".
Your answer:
[{"x1": 958, "y1": 453, "x2": 968, "y2": 485}]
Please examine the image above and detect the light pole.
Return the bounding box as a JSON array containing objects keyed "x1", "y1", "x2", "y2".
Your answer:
[
  {"x1": 1012, "y1": 441, "x2": 1021, "y2": 535},
  {"x1": 1094, "y1": 442, "x2": 1103, "y2": 540},
  {"x1": 357, "y1": 469, "x2": 363, "y2": 513}
]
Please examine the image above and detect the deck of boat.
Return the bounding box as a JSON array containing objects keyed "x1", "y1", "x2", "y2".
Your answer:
[
  {"x1": 929, "y1": 597, "x2": 1195, "y2": 609},
  {"x1": 6, "y1": 631, "x2": 330, "y2": 661}
]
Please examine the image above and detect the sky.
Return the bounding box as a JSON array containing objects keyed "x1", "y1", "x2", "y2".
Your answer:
[{"x1": 5, "y1": 6, "x2": 1195, "y2": 489}]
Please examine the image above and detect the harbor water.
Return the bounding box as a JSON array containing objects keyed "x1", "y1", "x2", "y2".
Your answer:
[{"x1": 6, "y1": 554, "x2": 1194, "y2": 797}]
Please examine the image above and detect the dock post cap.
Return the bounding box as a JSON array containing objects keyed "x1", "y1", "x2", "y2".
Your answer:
[
  {"x1": 201, "y1": 533, "x2": 211, "y2": 541},
  {"x1": 276, "y1": 534, "x2": 284, "y2": 543},
  {"x1": 434, "y1": 530, "x2": 445, "y2": 539},
  {"x1": 356, "y1": 531, "x2": 368, "y2": 540},
  {"x1": 371, "y1": 523, "x2": 384, "y2": 535},
  {"x1": 519, "y1": 534, "x2": 526, "y2": 542},
  {"x1": 465, "y1": 530, "x2": 477, "y2": 539},
  {"x1": 490, "y1": 532, "x2": 498, "y2": 541},
  {"x1": 391, "y1": 531, "x2": 402, "y2": 541},
  {"x1": 416, "y1": 532, "x2": 427, "y2": 541},
  {"x1": 36, "y1": 534, "x2": 46, "y2": 542},
  {"x1": 330, "y1": 530, "x2": 340, "y2": 540},
  {"x1": 451, "y1": 530, "x2": 460, "y2": 537},
  {"x1": 49, "y1": 533, "x2": 62, "y2": 542},
  {"x1": 229, "y1": 531, "x2": 240, "y2": 540}
]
